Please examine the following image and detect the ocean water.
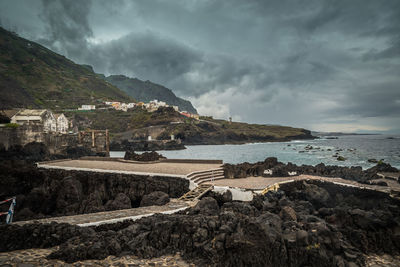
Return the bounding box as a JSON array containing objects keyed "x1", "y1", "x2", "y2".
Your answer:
[{"x1": 111, "y1": 135, "x2": 400, "y2": 170}]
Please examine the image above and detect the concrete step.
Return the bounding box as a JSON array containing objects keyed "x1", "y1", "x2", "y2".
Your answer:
[
  {"x1": 197, "y1": 176, "x2": 227, "y2": 184},
  {"x1": 190, "y1": 169, "x2": 224, "y2": 178},
  {"x1": 187, "y1": 168, "x2": 224, "y2": 179},
  {"x1": 191, "y1": 171, "x2": 224, "y2": 182},
  {"x1": 193, "y1": 174, "x2": 225, "y2": 183}
]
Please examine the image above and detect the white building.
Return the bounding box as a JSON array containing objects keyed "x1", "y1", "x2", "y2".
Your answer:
[
  {"x1": 54, "y1": 113, "x2": 69, "y2": 133},
  {"x1": 78, "y1": 105, "x2": 96, "y2": 110},
  {"x1": 143, "y1": 99, "x2": 169, "y2": 112},
  {"x1": 150, "y1": 99, "x2": 167, "y2": 107},
  {"x1": 11, "y1": 109, "x2": 57, "y2": 132}
]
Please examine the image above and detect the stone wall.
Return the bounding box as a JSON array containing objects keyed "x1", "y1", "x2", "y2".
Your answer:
[
  {"x1": 0, "y1": 123, "x2": 44, "y2": 149},
  {"x1": 1, "y1": 164, "x2": 190, "y2": 221},
  {"x1": 0, "y1": 124, "x2": 108, "y2": 154}
]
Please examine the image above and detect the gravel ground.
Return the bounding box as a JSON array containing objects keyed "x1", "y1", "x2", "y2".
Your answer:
[
  {"x1": 0, "y1": 246, "x2": 399, "y2": 266},
  {"x1": 43, "y1": 160, "x2": 222, "y2": 175},
  {"x1": 0, "y1": 248, "x2": 193, "y2": 267}
]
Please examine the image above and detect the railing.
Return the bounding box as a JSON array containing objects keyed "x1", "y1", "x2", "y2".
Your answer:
[{"x1": 0, "y1": 197, "x2": 16, "y2": 224}]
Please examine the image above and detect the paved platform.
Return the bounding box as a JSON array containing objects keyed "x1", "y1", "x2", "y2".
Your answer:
[
  {"x1": 14, "y1": 199, "x2": 189, "y2": 227},
  {"x1": 38, "y1": 159, "x2": 222, "y2": 177},
  {"x1": 207, "y1": 174, "x2": 400, "y2": 194}
]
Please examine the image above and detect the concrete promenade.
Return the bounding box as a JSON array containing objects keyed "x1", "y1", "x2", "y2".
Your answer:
[
  {"x1": 14, "y1": 199, "x2": 189, "y2": 227},
  {"x1": 208, "y1": 174, "x2": 400, "y2": 194},
  {"x1": 38, "y1": 159, "x2": 222, "y2": 177}
]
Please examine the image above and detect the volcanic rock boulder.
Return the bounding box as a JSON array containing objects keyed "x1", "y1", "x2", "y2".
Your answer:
[
  {"x1": 105, "y1": 193, "x2": 132, "y2": 211},
  {"x1": 140, "y1": 191, "x2": 170, "y2": 207},
  {"x1": 207, "y1": 190, "x2": 232, "y2": 206},
  {"x1": 303, "y1": 183, "x2": 331, "y2": 208},
  {"x1": 21, "y1": 142, "x2": 50, "y2": 162},
  {"x1": 279, "y1": 206, "x2": 297, "y2": 221},
  {"x1": 366, "y1": 162, "x2": 399, "y2": 173},
  {"x1": 56, "y1": 176, "x2": 83, "y2": 215},
  {"x1": 124, "y1": 150, "x2": 166, "y2": 161},
  {"x1": 193, "y1": 197, "x2": 219, "y2": 215},
  {"x1": 80, "y1": 191, "x2": 105, "y2": 214}
]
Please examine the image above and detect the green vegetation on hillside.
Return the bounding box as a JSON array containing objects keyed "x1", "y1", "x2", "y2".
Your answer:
[
  {"x1": 0, "y1": 27, "x2": 134, "y2": 109},
  {"x1": 68, "y1": 107, "x2": 313, "y2": 144},
  {"x1": 66, "y1": 107, "x2": 182, "y2": 133}
]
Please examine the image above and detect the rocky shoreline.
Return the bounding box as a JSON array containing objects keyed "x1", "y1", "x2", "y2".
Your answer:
[
  {"x1": 223, "y1": 157, "x2": 399, "y2": 185},
  {"x1": 1, "y1": 143, "x2": 400, "y2": 266},
  {"x1": 1, "y1": 180, "x2": 400, "y2": 266},
  {"x1": 110, "y1": 139, "x2": 186, "y2": 151},
  {"x1": 180, "y1": 132, "x2": 316, "y2": 146},
  {"x1": 110, "y1": 135, "x2": 316, "y2": 151}
]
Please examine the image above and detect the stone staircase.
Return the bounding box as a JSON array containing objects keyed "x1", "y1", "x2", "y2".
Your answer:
[
  {"x1": 187, "y1": 168, "x2": 225, "y2": 185},
  {"x1": 179, "y1": 184, "x2": 214, "y2": 201}
]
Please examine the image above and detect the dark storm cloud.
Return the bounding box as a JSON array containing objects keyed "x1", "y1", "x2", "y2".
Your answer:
[
  {"x1": 363, "y1": 38, "x2": 400, "y2": 61},
  {"x1": 92, "y1": 31, "x2": 202, "y2": 84},
  {"x1": 98, "y1": 36, "x2": 272, "y2": 97},
  {"x1": 1, "y1": 0, "x2": 399, "y2": 132},
  {"x1": 37, "y1": 0, "x2": 93, "y2": 60},
  {"x1": 335, "y1": 81, "x2": 400, "y2": 118}
]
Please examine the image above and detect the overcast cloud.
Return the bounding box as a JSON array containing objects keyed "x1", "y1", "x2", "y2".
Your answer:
[{"x1": 1, "y1": 0, "x2": 399, "y2": 133}]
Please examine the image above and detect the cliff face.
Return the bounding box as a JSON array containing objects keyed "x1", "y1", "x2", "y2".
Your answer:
[
  {"x1": 105, "y1": 75, "x2": 198, "y2": 114},
  {"x1": 0, "y1": 27, "x2": 133, "y2": 109}
]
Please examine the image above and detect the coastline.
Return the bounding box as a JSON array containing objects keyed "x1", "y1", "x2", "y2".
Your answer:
[
  {"x1": 1, "y1": 143, "x2": 400, "y2": 266},
  {"x1": 180, "y1": 134, "x2": 316, "y2": 146},
  {"x1": 156, "y1": 134, "x2": 400, "y2": 170}
]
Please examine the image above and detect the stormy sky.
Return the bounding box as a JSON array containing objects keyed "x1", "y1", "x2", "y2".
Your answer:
[{"x1": 1, "y1": 0, "x2": 400, "y2": 133}]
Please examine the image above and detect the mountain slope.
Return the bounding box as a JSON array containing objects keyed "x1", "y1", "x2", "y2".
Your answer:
[
  {"x1": 0, "y1": 27, "x2": 134, "y2": 109},
  {"x1": 105, "y1": 75, "x2": 197, "y2": 114}
]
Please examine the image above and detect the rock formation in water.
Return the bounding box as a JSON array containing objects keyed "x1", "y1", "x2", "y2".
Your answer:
[
  {"x1": 223, "y1": 157, "x2": 399, "y2": 184},
  {"x1": 124, "y1": 150, "x2": 166, "y2": 161}
]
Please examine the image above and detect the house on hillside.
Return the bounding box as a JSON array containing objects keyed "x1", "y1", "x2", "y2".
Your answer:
[
  {"x1": 179, "y1": 111, "x2": 199, "y2": 120},
  {"x1": 54, "y1": 113, "x2": 69, "y2": 133},
  {"x1": 78, "y1": 105, "x2": 96, "y2": 110},
  {"x1": 144, "y1": 99, "x2": 168, "y2": 112},
  {"x1": 11, "y1": 109, "x2": 57, "y2": 132}
]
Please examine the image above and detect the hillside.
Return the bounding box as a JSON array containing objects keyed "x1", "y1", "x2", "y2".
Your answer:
[
  {"x1": 67, "y1": 107, "x2": 313, "y2": 146},
  {"x1": 159, "y1": 116, "x2": 314, "y2": 145},
  {"x1": 0, "y1": 27, "x2": 134, "y2": 109},
  {"x1": 105, "y1": 75, "x2": 197, "y2": 114}
]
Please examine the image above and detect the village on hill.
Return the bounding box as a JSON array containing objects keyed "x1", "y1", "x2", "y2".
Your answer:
[
  {"x1": 0, "y1": 98, "x2": 199, "y2": 134},
  {"x1": 78, "y1": 99, "x2": 199, "y2": 119}
]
